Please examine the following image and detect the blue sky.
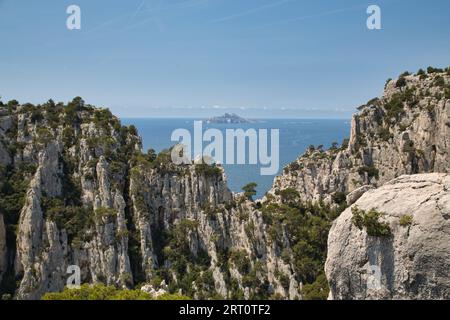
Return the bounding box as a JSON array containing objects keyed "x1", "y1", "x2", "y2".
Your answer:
[{"x1": 0, "y1": 0, "x2": 449, "y2": 118}]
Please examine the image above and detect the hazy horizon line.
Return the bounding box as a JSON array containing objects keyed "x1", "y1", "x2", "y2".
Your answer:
[{"x1": 119, "y1": 116, "x2": 352, "y2": 120}]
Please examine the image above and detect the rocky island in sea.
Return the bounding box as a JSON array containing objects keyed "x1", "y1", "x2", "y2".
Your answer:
[
  {"x1": 0, "y1": 67, "x2": 449, "y2": 300},
  {"x1": 206, "y1": 113, "x2": 258, "y2": 124}
]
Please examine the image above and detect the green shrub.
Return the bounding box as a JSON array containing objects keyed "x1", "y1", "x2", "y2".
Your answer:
[
  {"x1": 353, "y1": 134, "x2": 368, "y2": 152},
  {"x1": 260, "y1": 198, "x2": 345, "y2": 290},
  {"x1": 30, "y1": 107, "x2": 44, "y2": 123},
  {"x1": 195, "y1": 163, "x2": 222, "y2": 177},
  {"x1": 351, "y1": 206, "x2": 391, "y2": 237},
  {"x1": 242, "y1": 182, "x2": 257, "y2": 201},
  {"x1": 62, "y1": 127, "x2": 76, "y2": 145},
  {"x1": 301, "y1": 272, "x2": 329, "y2": 300},
  {"x1": 288, "y1": 161, "x2": 301, "y2": 171},
  {"x1": 416, "y1": 69, "x2": 426, "y2": 76},
  {"x1": 278, "y1": 188, "x2": 299, "y2": 204},
  {"x1": 280, "y1": 248, "x2": 291, "y2": 264},
  {"x1": 378, "y1": 127, "x2": 393, "y2": 141},
  {"x1": 399, "y1": 214, "x2": 413, "y2": 227},
  {"x1": 36, "y1": 127, "x2": 53, "y2": 145},
  {"x1": 156, "y1": 217, "x2": 213, "y2": 295},
  {"x1": 366, "y1": 97, "x2": 381, "y2": 106},
  {"x1": 93, "y1": 108, "x2": 114, "y2": 129},
  {"x1": 427, "y1": 66, "x2": 443, "y2": 74},
  {"x1": 42, "y1": 197, "x2": 94, "y2": 243},
  {"x1": 341, "y1": 138, "x2": 350, "y2": 150},
  {"x1": 127, "y1": 125, "x2": 138, "y2": 136},
  {"x1": 0, "y1": 163, "x2": 37, "y2": 257},
  {"x1": 395, "y1": 76, "x2": 407, "y2": 88},
  {"x1": 331, "y1": 191, "x2": 346, "y2": 205},
  {"x1": 146, "y1": 148, "x2": 157, "y2": 162},
  {"x1": 230, "y1": 250, "x2": 251, "y2": 274},
  {"x1": 242, "y1": 272, "x2": 259, "y2": 289},
  {"x1": 41, "y1": 284, "x2": 190, "y2": 300},
  {"x1": 358, "y1": 165, "x2": 379, "y2": 179},
  {"x1": 64, "y1": 97, "x2": 84, "y2": 124},
  {"x1": 434, "y1": 76, "x2": 445, "y2": 88},
  {"x1": 275, "y1": 271, "x2": 290, "y2": 290},
  {"x1": 94, "y1": 207, "x2": 117, "y2": 222},
  {"x1": 330, "y1": 141, "x2": 339, "y2": 151},
  {"x1": 384, "y1": 93, "x2": 405, "y2": 119},
  {"x1": 7, "y1": 100, "x2": 19, "y2": 110},
  {"x1": 384, "y1": 78, "x2": 392, "y2": 89}
]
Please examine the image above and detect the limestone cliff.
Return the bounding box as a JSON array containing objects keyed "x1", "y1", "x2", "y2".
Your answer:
[
  {"x1": 265, "y1": 68, "x2": 450, "y2": 300},
  {"x1": 0, "y1": 214, "x2": 6, "y2": 284},
  {"x1": 1, "y1": 67, "x2": 449, "y2": 300},
  {"x1": 325, "y1": 174, "x2": 450, "y2": 299},
  {"x1": 0, "y1": 98, "x2": 297, "y2": 299},
  {"x1": 270, "y1": 69, "x2": 450, "y2": 204}
]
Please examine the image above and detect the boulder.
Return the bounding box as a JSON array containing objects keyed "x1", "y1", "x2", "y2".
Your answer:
[{"x1": 326, "y1": 174, "x2": 450, "y2": 299}]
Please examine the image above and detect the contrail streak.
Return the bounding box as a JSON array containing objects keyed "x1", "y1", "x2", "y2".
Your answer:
[{"x1": 210, "y1": 0, "x2": 294, "y2": 24}]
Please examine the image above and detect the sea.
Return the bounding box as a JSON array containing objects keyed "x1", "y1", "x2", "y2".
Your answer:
[{"x1": 121, "y1": 118, "x2": 350, "y2": 199}]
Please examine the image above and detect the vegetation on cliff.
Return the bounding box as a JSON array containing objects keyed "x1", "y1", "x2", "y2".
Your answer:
[
  {"x1": 262, "y1": 189, "x2": 347, "y2": 299},
  {"x1": 41, "y1": 284, "x2": 189, "y2": 300},
  {"x1": 263, "y1": 66, "x2": 450, "y2": 299},
  {"x1": 1, "y1": 66, "x2": 449, "y2": 300}
]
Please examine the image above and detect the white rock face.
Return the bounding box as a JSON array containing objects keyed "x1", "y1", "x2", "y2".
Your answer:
[
  {"x1": 270, "y1": 71, "x2": 450, "y2": 204},
  {"x1": 0, "y1": 114, "x2": 12, "y2": 166},
  {"x1": 325, "y1": 174, "x2": 450, "y2": 300},
  {"x1": 2, "y1": 71, "x2": 448, "y2": 300},
  {"x1": 129, "y1": 167, "x2": 300, "y2": 299},
  {"x1": 0, "y1": 103, "x2": 298, "y2": 300},
  {"x1": 0, "y1": 214, "x2": 6, "y2": 284},
  {"x1": 141, "y1": 280, "x2": 169, "y2": 298},
  {"x1": 15, "y1": 145, "x2": 69, "y2": 299},
  {"x1": 346, "y1": 185, "x2": 375, "y2": 205}
]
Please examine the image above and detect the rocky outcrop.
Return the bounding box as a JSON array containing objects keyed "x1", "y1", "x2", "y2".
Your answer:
[
  {"x1": 270, "y1": 70, "x2": 450, "y2": 204},
  {"x1": 0, "y1": 99, "x2": 298, "y2": 299},
  {"x1": 0, "y1": 214, "x2": 6, "y2": 284},
  {"x1": 1, "y1": 68, "x2": 449, "y2": 300},
  {"x1": 0, "y1": 101, "x2": 143, "y2": 299},
  {"x1": 206, "y1": 113, "x2": 256, "y2": 124},
  {"x1": 325, "y1": 173, "x2": 450, "y2": 300},
  {"x1": 346, "y1": 185, "x2": 375, "y2": 206},
  {"x1": 128, "y1": 163, "x2": 300, "y2": 299},
  {"x1": 141, "y1": 280, "x2": 169, "y2": 298},
  {"x1": 0, "y1": 111, "x2": 12, "y2": 166}
]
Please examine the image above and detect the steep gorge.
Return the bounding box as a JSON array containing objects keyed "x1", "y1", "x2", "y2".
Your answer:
[
  {"x1": 0, "y1": 67, "x2": 449, "y2": 300},
  {"x1": 0, "y1": 98, "x2": 298, "y2": 300}
]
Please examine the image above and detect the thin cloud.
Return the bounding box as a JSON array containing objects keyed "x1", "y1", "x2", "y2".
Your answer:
[
  {"x1": 165, "y1": 0, "x2": 211, "y2": 11},
  {"x1": 84, "y1": 13, "x2": 129, "y2": 34},
  {"x1": 128, "y1": 0, "x2": 147, "y2": 24},
  {"x1": 138, "y1": 0, "x2": 211, "y2": 16},
  {"x1": 84, "y1": 0, "x2": 210, "y2": 34},
  {"x1": 253, "y1": 0, "x2": 394, "y2": 29},
  {"x1": 85, "y1": 0, "x2": 159, "y2": 34},
  {"x1": 251, "y1": 4, "x2": 366, "y2": 30},
  {"x1": 210, "y1": 0, "x2": 294, "y2": 24},
  {"x1": 122, "y1": 0, "x2": 212, "y2": 32},
  {"x1": 122, "y1": 0, "x2": 164, "y2": 32}
]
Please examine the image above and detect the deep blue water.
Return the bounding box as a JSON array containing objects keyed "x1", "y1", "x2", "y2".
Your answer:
[{"x1": 121, "y1": 118, "x2": 350, "y2": 198}]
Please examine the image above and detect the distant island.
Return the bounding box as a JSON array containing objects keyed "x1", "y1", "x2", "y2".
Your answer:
[
  {"x1": 1, "y1": 67, "x2": 449, "y2": 301},
  {"x1": 206, "y1": 113, "x2": 258, "y2": 124}
]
